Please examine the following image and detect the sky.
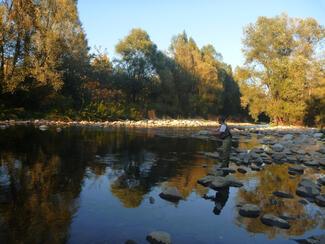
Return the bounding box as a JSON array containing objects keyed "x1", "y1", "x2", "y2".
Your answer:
[{"x1": 77, "y1": 0, "x2": 325, "y2": 68}]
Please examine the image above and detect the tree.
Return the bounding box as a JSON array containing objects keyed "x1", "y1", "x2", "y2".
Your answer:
[
  {"x1": 237, "y1": 14, "x2": 325, "y2": 125},
  {"x1": 115, "y1": 28, "x2": 159, "y2": 105}
]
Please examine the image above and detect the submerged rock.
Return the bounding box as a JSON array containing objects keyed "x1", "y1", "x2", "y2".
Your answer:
[
  {"x1": 260, "y1": 214, "x2": 290, "y2": 229},
  {"x1": 239, "y1": 204, "x2": 261, "y2": 218},
  {"x1": 237, "y1": 167, "x2": 247, "y2": 174},
  {"x1": 315, "y1": 194, "x2": 325, "y2": 207},
  {"x1": 294, "y1": 234, "x2": 325, "y2": 244},
  {"x1": 159, "y1": 187, "x2": 183, "y2": 202},
  {"x1": 288, "y1": 165, "x2": 304, "y2": 175},
  {"x1": 317, "y1": 177, "x2": 325, "y2": 186},
  {"x1": 272, "y1": 143, "x2": 284, "y2": 152},
  {"x1": 149, "y1": 197, "x2": 155, "y2": 204},
  {"x1": 273, "y1": 191, "x2": 293, "y2": 199},
  {"x1": 146, "y1": 231, "x2": 171, "y2": 244}
]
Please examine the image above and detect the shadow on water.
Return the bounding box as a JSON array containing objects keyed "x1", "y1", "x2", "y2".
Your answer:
[{"x1": 0, "y1": 126, "x2": 324, "y2": 243}]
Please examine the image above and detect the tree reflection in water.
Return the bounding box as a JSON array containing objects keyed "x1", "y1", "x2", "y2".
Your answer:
[
  {"x1": 0, "y1": 126, "x2": 324, "y2": 243},
  {"x1": 235, "y1": 164, "x2": 325, "y2": 239}
]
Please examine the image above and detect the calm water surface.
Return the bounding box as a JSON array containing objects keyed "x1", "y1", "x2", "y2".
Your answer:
[{"x1": 0, "y1": 126, "x2": 324, "y2": 244}]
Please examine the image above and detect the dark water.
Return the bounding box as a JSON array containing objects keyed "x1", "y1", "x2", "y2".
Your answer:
[{"x1": 0, "y1": 126, "x2": 324, "y2": 244}]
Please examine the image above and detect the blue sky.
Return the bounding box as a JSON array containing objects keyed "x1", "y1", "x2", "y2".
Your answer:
[{"x1": 77, "y1": 0, "x2": 325, "y2": 68}]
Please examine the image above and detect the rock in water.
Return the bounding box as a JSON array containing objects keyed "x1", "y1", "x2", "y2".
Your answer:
[
  {"x1": 296, "y1": 186, "x2": 320, "y2": 198},
  {"x1": 159, "y1": 187, "x2": 182, "y2": 202},
  {"x1": 146, "y1": 231, "x2": 171, "y2": 244},
  {"x1": 209, "y1": 177, "x2": 229, "y2": 190},
  {"x1": 149, "y1": 197, "x2": 155, "y2": 204},
  {"x1": 237, "y1": 167, "x2": 247, "y2": 174},
  {"x1": 239, "y1": 204, "x2": 261, "y2": 218},
  {"x1": 315, "y1": 194, "x2": 325, "y2": 207},
  {"x1": 282, "y1": 134, "x2": 293, "y2": 140},
  {"x1": 272, "y1": 143, "x2": 284, "y2": 152},
  {"x1": 273, "y1": 191, "x2": 293, "y2": 199},
  {"x1": 197, "y1": 175, "x2": 216, "y2": 186},
  {"x1": 39, "y1": 125, "x2": 48, "y2": 131},
  {"x1": 288, "y1": 165, "x2": 304, "y2": 175},
  {"x1": 260, "y1": 214, "x2": 291, "y2": 229},
  {"x1": 317, "y1": 177, "x2": 325, "y2": 186},
  {"x1": 293, "y1": 234, "x2": 325, "y2": 244},
  {"x1": 225, "y1": 175, "x2": 243, "y2": 187}
]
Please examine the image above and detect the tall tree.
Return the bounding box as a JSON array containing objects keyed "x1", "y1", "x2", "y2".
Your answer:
[{"x1": 236, "y1": 14, "x2": 325, "y2": 125}]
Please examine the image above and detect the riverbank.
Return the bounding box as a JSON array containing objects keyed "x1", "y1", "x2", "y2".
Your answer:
[{"x1": 0, "y1": 119, "x2": 322, "y2": 132}]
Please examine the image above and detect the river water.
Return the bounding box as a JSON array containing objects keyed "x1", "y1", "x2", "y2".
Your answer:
[{"x1": 0, "y1": 126, "x2": 324, "y2": 243}]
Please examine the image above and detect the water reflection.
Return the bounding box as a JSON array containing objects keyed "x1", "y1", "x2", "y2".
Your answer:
[
  {"x1": 0, "y1": 126, "x2": 324, "y2": 243},
  {"x1": 236, "y1": 164, "x2": 325, "y2": 238}
]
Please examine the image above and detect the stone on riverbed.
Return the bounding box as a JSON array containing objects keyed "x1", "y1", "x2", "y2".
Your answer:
[
  {"x1": 225, "y1": 175, "x2": 243, "y2": 187},
  {"x1": 313, "y1": 132, "x2": 323, "y2": 139},
  {"x1": 260, "y1": 214, "x2": 291, "y2": 229},
  {"x1": 296, "y1": 179, "x2": 320, "y2": 198},
  {"x1": 209, "y1": 177, "x2": 229, "y2": 190},
  {"x1": 146, "y1": 231, "x2": 171, "y2": 244},
  {"x1": 273, "y1": 191, "x2": 293, "y2": 199},
  {"x1": 204, "y1": 152, "x2": 220, "y2": 159},
  {"x1": 282, "y1": 134, "x2": 293, "y2": 140},
  {"x1": 272, "y1": 143, "x2": 284, "y2": 152},
  {"x1": 303, "y1": 161, "x2": 319, "y2": 167},
  {"x1": 239, "y1": 204, "x2": 261, "y2": 218},
  {"x1": 294, "y1": 234, "x2": 325, "y2": 244},
  {"x1": 237, "y1": 167, "x2": 248, "y2": 174},
  {"x1": 317, "y1": 177, "x2": 325, "y2": 186},
  {"x1": 288, "y1": 165, "x2": 304, "y2": 175},
  {"x1": 159, "y1": 187, "x2": 183, "y2": 202},
  {"x1": 315, "y1": 194, "x2": 325, "y2": 207},
  {"x1": 197, "y1": 175, "x2": 216, "y2": 186}
]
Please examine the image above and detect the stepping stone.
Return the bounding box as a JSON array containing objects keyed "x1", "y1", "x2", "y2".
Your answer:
[
  {"x1": 239, "y1": 204, "x2": 261, "y2": 218},
  {"x1": 260, "y1": 214, "x2": 291, "y2": 229},
  {"x1": 273, "y1": 191, "x2": 293, "y2": 199}
]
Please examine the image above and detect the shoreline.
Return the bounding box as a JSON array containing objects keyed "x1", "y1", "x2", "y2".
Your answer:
[{"x1": 0, "y1": 119, "x2": 320, "y2": 132}]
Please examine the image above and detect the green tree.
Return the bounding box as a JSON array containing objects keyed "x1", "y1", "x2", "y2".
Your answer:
[{"x1": 237, "y1": 14, "x2": 325, "y2": 125}]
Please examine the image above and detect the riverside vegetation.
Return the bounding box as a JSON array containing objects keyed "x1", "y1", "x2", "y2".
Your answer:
[{"x1": 0, "y1": 1, "x2": 324, "y2": 126}]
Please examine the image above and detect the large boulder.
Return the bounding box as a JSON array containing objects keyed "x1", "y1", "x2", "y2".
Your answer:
[
  {"x1": 159, "y1": 187, "x2": 183, "y2": 202},
  {"x1": 313, "y1": 132, "x2": 323, "y2": 139},
  {"x1": 260, "y1": 214, "x2": 291, "y2": 229},
  {"x1": 239, "y1": 204, "x2": 261, "y2": 218},
  {"x1": 146, "y1": 231, "x2": 171, "y2": 244}
]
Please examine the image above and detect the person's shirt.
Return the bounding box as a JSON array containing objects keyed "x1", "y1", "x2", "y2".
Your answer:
[{"x1": 219, "y1": 124, "x2": 227, "y2": 133}]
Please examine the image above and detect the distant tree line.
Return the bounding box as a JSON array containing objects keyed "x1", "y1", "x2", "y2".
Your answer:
[{"x1": 0, "y1": 1, "x2": 324, "y2": 126}]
